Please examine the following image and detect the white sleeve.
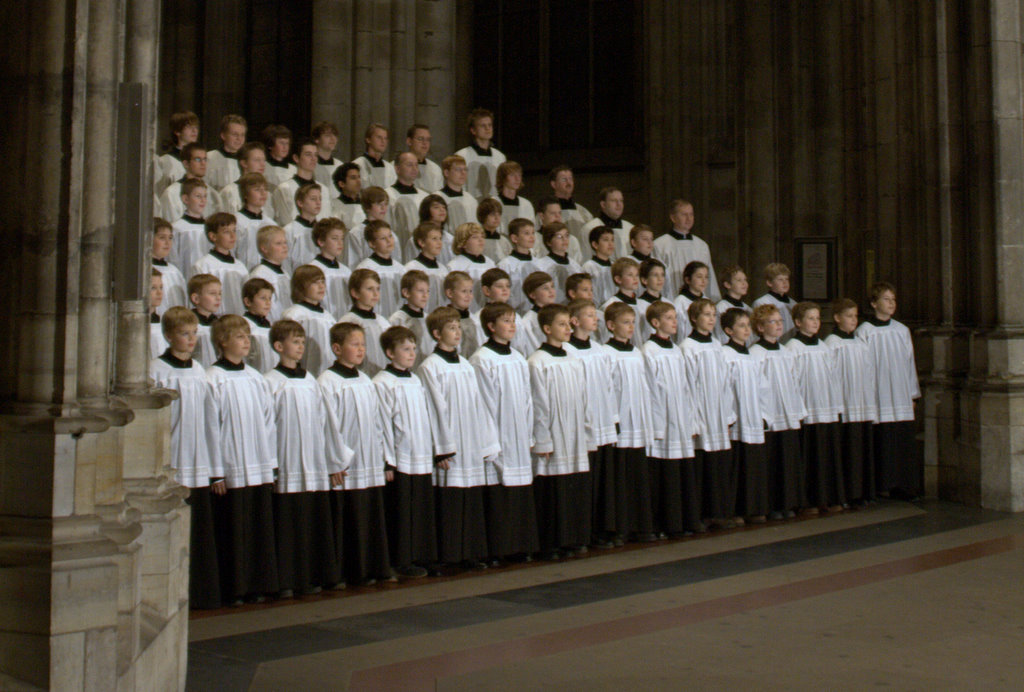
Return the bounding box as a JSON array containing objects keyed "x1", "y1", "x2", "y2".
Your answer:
[
  {"x1": 374, "y1": 381, "x2": 398, "y2": 468},
  {"x1": 321, "y1": 388, "x2": 353, "y2": 474},
  {"x1": 646, "y1": 355, "x2": 667, "y2": 441},
  {"x1": 417, "y1": 364, "x2": 457, "y2": 458},
  {"x1": 530, "y1": 364, "x2": 554, "y2": 455}
]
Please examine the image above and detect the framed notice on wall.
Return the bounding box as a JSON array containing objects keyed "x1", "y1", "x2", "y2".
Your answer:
[{"x1": 795, "y1": 238, "x2": 837, "y2": 302}]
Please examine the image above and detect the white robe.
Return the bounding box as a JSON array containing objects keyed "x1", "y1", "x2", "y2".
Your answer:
[
  {"x1": 785, "y1": 335, "x2": 844, "y2": 424},
  {"x1": 494, "y1": 195, "x2": 535, "y2": 234},
  {"x1": 447, "y1": 253, "x2": 497, "y2": 310},
  {"x1": 243, "y1": 314, "x2": 276, "y2": 373},
  {"x1": 318, "y1": 366, "x2": 387, "y2": 490},
  {"x1": 497, "y1": 252, "x2": 539, "y2": 312},
  {"x1": 271, "y1": 177, "x2": 332, "y2": 227},
  {"x1": 825, "y1": 332, "x2": 879, "y2": 423},
  {"x1": 219, "y1": 183, "x2": 279, "y2": 224},
  {"x1": 597, "y1": 295, "x2": 645, "y2": 349},
  {"x1": 336, "y1": 310, "x2": 391, "y2": 376},
  {"x1": 470, "y1": 309, "x2": 532, "y2": 357},
  {"x1": 190, "y1": 252, "x2": 249, "y2": 316},
  {"x1": 681, "y1": 335, "x2": 736, "y2": 451},
  {"x1": 643, "y1": 338, "x2": 697, "y2": 459},
  {"x1": 418, "y1": 351, "x2": 502, "y2": 487},
  {"x1": 722, "y1": 343, "x2": 769, "y2": 443},
  {"x1": 264, "y1": 367, "x2": 353, "y2": 492},
  {"x1": 483, "y1": 232, "x2": 513, "y2": 264},
  {"x1": 580, "y1": 216, "x2": 635, "y2": 260},
  {"x1": 752, "y1": 293, "x2": 797, "y2": 337},
  {"x1": 194, "y1": 320, "x2": 218, "y2": 368},
  {"x1": 233, "y1": 210, "x2": 277, "y2": 269},
  {"x1": 388, "y1": 306, "x2": 435, "y2": 367},
  {"x1": 563, "y1": 338, "x2": 619, "y2": 448},
  {"x1": 205, "y1": 149, "x2": 241, "y2": 191},
  {"x1": 150, "y1": 354, "x2": 221, "y2": 488},
  {"x1": 159, "y1": 181, "x2": 223, "y2": 224},
  {"x1": 263, "y1": 160, "x2": 297, "y2": 190},
  {"x1": 355, "y1": 255, "x2": 404, "y2": 317},
  {"x1": 153, "y1": 261, "x2": 187, "y2": 315},
  {"x1": 714, "y1": 297, "x2": 754, "y2": 345},
  {"x1": 606, "y1": 342, "x2": 655, "y2": 449},
  {"x1": 528, "y1": 346, "x2": 592, "y2": 476},
  {"x1": 582, "y1": 258, "x2": 616, "y2": 306},
  {"x1": 652, "y1": 232, "x2": 720, "y2": 301},
  {"x1": 518, "y1": 308, "x2": 545, "y2": 356},
  {"x1": 671, "y1": 291, "x2": 702, "y2": 345},
  {"x1": 454, "y1": 145, "x2": 506, "y2": 199},
  {"x1": 354, "y1": 154, "x2": 397, "y2": 190},
  {"x1": 533, "y1": 254, "x2": 583, "y2": 304},
  {"x1": 157, "y1": 151, "x2": 185, "y2": 195},
  {"x1": 749, "y1": 340, "x2": 808, "y2": 431},
  {"x1": 386, "y1": 185, "x2": 429, "y2": 250},
  {"x1": 170, "y1": 216, "x2": 210, "y2": 275},
  {"x1": 404, "y1": 256, "x2": 449, "y2": 312},
  {"x1": 855, "y1": 318, "x2": 920, "y2": 422},
  {"x1": 248, "y1": 261, "x2": 292, "y2": 322},
  {"x1": 402, "y1": 231, "x2": 454, "y2": 269},
  {"x1": 206, "y1": 362, "x2": 278, "y2": 488},
  {"x1": 416, "y1": 158, "x2": 444, "y2": 193},
  {"x1": 331, "y1": 198, "x2": 366, "y2": 246},
  {"x1": 439, "y1": 188, "x2": 479, "y2": 232},
  {"x1": 635, "y1": 292, "x2": 665, "y2": 344},
  {"x1": 373, "y1": 368, "x2": 453, "y2": 474},
  {"x1": 549, "y1": 201, "x2": 594, "y2": 263},
  {"x1": 150, "y1": 320, "x2": 169, "y2": 360},
  {"x1": 284, "y1": 218, "x2": 318, "y2": 273},
  {"x1": 315, "y1": 156, "x2": 342, "y2": 191},
  {"x1": 310, "y1": 257, "x2": 351, "y2": 318},
  {"x1": 470, "y1": 342, "x2": 535, "y2": 486},
  {"x1": 532, "y1": 233, "x2": 584, "y2": 266},
  {"x1": 280, "y1": 302, "x2": 337, "y2": 376}
]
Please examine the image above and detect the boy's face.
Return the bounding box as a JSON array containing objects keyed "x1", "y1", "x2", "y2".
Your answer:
[
  {"x1": 270, "y1": 137, "x2": 291, "y2": 160},
  {"x1": 546, "y1": 228, "x2": 570, "y2": 255},
  {"x1": 407, "y1": 128, "x2": 431, "y2": 159},
  {"x1": 795, "y1": 308, "x2": 821, "y2": 337},
  {"x1": 483, "y1": 211, "x2": 501, "y2": 231},
  {"x1": 428, "y1": 202, "x2": 447, "y2": 224},
  {"x1": 835, "y1": 307, "x2": 859, "y2": 333},
  {"x1": 670, "y1": 203, "x2": 695, "y2": 232},
  {"x1": 511, "y1": 224, "x2": 536, "y2": 250},
  {"x1": 298, "y1": 189, "x2": 323, "y2": 217},
  {"x1": 304, "y1": 277, "x2": 327, "y2": 304},
  {"x1": 341, "y1": 168, "x2": 362, "y2": 197},
  {"x1": 244, "y1": 288, "x2": 274, "y2": 317},
  {"x1": 433, "y1": 320, "x2": 462, "y2": 350},
  {"x1": 419, "y1": 229, "x2": 443, "y2": 258},
  {"x1": 368, "y1": 199, "x2": 388, "y2": 221},
  {"x1": 261, "y1": 231, "x2": 288, "y2": 264},
  {"x1": 767, "y1": 273, "x2": 790, "y2": 295},
  {"x1": 529, "y1": 281, "x2": 556, "y2": 308},
  {"x1": 149, "y1": 275, "x2": 164, "y2": 309},
  {"x1": 192, "y1": 283, "x2": 222, "y2": 315},
  {"x1": 724, "y1": 271, "x2": 748, "y2": 298},
  {"x1": 221, "y1": 123, "x2": 246, "y2": 152},
  {"x1": 571, "y1": 306, "x2": 598, "y2": 335},
  {"x1": 616, "y1": 267, "x2": 640, "y2": 294},
  {"x1": 209, "y1": 224, "x2": 237, "y2": 252},
  {"x1": 220, "y1": 329, "x2": 251, "y2": 362},
  {"x1": 608, "y1": 311, "x2": 636, "y2": 342},
  {"x1": 643, "y1": 266, "x2": 665, "y2": 295},
  {"x1": 446, "y1": 280, "x2": 474, "y2": 310},
  {"x1": 538, "y1": 204, "x2": 562, "y2": 225},
  {"x1": 240, "y1": 149, "x2": 266, "y2": 175},
  {"x1": 387, "y1": 339, "x2": 418, "y2": 370},
  {"x1": 600, "y1": 191, "x2": 624, "y2": 219},
  {"x1": 550, "y1": 170, "x2": 574, "y2": 198},
  {"x1": 185, "y1": 150, "x2": 207, "y2": 178},
  {"x1": 351, "y1": 279, "x2": 380, "y2": 309},
  {"x1": 245, "y1": 184, "x2": 269, "y2": 209},
  {"x1": 693, "y1": 305, "x2": 716, "y2": 335},
  {"x1": 463, "y1": 232, "x2": 485, "y2": 257},
  {"x1": 319, "y1": 228, "x2": 346, "y2": 259},
  {"x1": 152, "y1": 227, "x2": 173, "y2": 259},
  {"x1": 403, "y1": 280, "x2": 430, "y2": 310},
  {"x1": 543, "y1": 313, "x2": 573, "y2": 344},
  {"x1": 470, "y1": 117, "x2": 493, "y2": 143},
  {"x1": 726, "y1": 315, "x2": 752, "y2": 344},
  {"x1": 489, "y1": 312, "x2": 517, "y2": 343},
  {"x1": 503, "y1": 168, "x2": 522, "y2": 191},
  {"x1": 334, "y1": 330, "x2": 366, "y2": 367},
  {"x1": 182, "y1": 187, "x2": 208, "y2": 216},
  {"x1": 294, "y1": 145, "x2": 318, "y2": 174},
  {"x1": 757, "y1": 310, "x2": 785, "y2": 340},
  {"x1": 652, "y1": 309, "x2": 678, "y2": 337},
  {"x1": 273, "y1": 333, "x2": 305, "y2": 362},
  {"x1": 444, "y1": 162, "x2": 468, "y2": 187},
  {"x1": 167, "y1": 323, "x2": 198, "y2": 356},
  {"x1": 872, "y1": 290, "x2": 896, "y2": 319},
  {"x1": 568, "y1": 280, "x2": 593, "y2": 302},
  {"x1": 366, "y1": 128, "x2": 388, "y2": 156},
  {"x1": 176, "y1": 123, "x2": 199, "y2": 146},
  {"x1": 316, "y1": 131, "x2": 338, "y2": 154},
  {"x1": 592, "y1": 233, "x2": 615, "y2": 259},
  {"x1": 686, "y1": 267, "x2": 709, "y2": 295},
  {"x1": 368, "y1": 227, "x2": 395, "y2": 257},
  {"x1": 631, "y1": 231, "x2": 654, "y2": 255},
  {"x1": 482, "y1": 278, "x2": 511, "y2": 304}
]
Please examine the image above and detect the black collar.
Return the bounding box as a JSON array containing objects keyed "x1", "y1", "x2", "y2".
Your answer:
[
  {"x1": 453, "y1": 307, "x2": 470, "y2": 320},
  {"x1": 441, "y1": 185, "x2": 463, "y2": 197},
  {"x1": 547, "y1": 252, "x2": 570, "y2": 265},
  {"x1": 362, "y1": 152, "x2": 385, "y2": 167},
  {"x1": 401, "y1": 304, "x2": 424, "y2": 318},
  {"x1": 461, "y1": 251, "x2": 486, "y2": 264},
  {"x1": 539, "y1": 342, "x2": 566, "y2": 357},
  {"x1": 299, "y1": 301, "x2": 324, "y2": 313},
  {"x1": 314, "y1": 254, "x2": 340, "y2": 269},
  {"x1": 150, "y1": 312, "x2": 161, "y2": 324},
  {"x1": 330, "y1": 362, "x2": 360, "y2": 378},
  {"x1": 668, "y1": 229, "x2": 693, "y2": 240},
  {"x1": 725, "y1": 341, "x2": 749, "y2": 354},
  {"x1": 510, "y1": 250, "x2": 533, "y2": 261},
  {"x1": 832, "y1": 327, "x2": 857, "y2": 339},
  {"x1": 498, "y1": 192, "x2": 518, "y2": 205},
  {"x1": 433, "y1": 346, "x2": 461, "y2": 364},
  {"x1": 867, "y1": 315, "x2": 892, "y2": 327},
  {"x1": 639, "y1": 291, "x2": 662, "y2": 303},
  {"x1": 630, "y1": 251, "x2": 650, "y2": 262},
  {"x1": 293, "y1": 174, "x2": 316, "y2": 187},
  {"x1": 414, "y1": 253, "x2": 439, "y2": 269},
  {"x1": 351, "y1": 307, "x2": 376, "y2": 320},
  {"x1": 722, "y1": 295, "x2": 746, "y2": 308},
  {"x1": 239, "y1": 207, "x2": 263, "y2": 220},
  {"x1": 599, "y1": 212, "x2": 622, "y2": 229},
  {"x1": 568, "y1": 335, "x2": 591, "y2": 350},
  {"x1": 607, "y1": 338, "x2": 634, "y2": 352},
  {"x1": 650, "y1": 334, "x2": 674, "y2": 349},
  {"x1": 679, "y1": 287, "x2": 702, "y2": 301},
  {"x1": 756, "y1": 338, "x2": 780, "y2": 351},
  {"x1": 219, "y1": 147, "x2": 240, "y2": 159},
  {"x1": 268, "y1": 156, "x2": 290, "y2": 168},
  {"x1": 209, "y1": 249, "x2": 236, "y2": 264},
  {"x1": 159, "y1": 349, "x2": 193, "y2": 368},
  {"x1": 385, "y1": 364, "x2": 411, "y2": 377},
  {"x1": 590, "y1": 256, "x2": 612, "y2": 267},
  {"x1": 484, "y1": 228, "x2": 502, "y2": 240},
  {"x1": 317, "y1": 155, "x2": 335, "y2": 166},
  {"x1": 369, "y1": 253, "x2": 393, "y2": 266},
  {"x1": 392, "y1": 182, "x2": 418, "y2": 195},
  {"x1": 768, "y1": 290, "x2": 791, "y2": 303},
  {"x1": 469, "y1": 142, "x2": 492, "y2": 156},
  {"x1": 274, "y1": 363, "x2": 307, "y2": 378},
  {"x1": 182, "y1": 214, "x2": 204, "y2": 225},
  {"x1": 558, "y1": 198, "x2": 577, "y2": 211},
  {"x1": 339, "y1": 193, "x2": 359, "y2": 205},
  {"x1": 484, "y1": 339, "x2": 512, "y2": 355},
  {"x1": 152, "y1": 257, "x2": 168, "y2": 266},
  {"x1": 245, "y1": 312, "x2": 271, "y2": 328},
  {"x1": 192, "y1": 309, "x2": 216, "y2": 327},
  {"x1": 795, "y1": 332, "x2": 820, "y2": 346},
  {"x1": 214, "y1": 357, "x2": 245, "y2": 371},
  {"x1": 530, "y1": 304, "x2": 541, "y2": 313},
  {"x1": 295, "y1": 216, "x2": 314, "y2": 228},
  {"x1": 260, "y1": 258, "x2": 284, "y2": 274},
  {"x1": 614, "y1": 291, "x2": 637, "y2": 305},
  {"x1": 689, "y1": 331, "x2": 713, "y2": 343}
]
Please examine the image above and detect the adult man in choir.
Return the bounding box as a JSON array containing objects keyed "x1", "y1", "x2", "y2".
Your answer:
[
  {"x1": 652, "y1": 199, "x2": 720, "y2": 300},
  {"x1": 387, "y1": 152, "x2": 429, "y2": 253},
  {"x1": 405, "y1": 124, "x2": 443, "y2": 193},
  {"x1": 579, "y1": 187, "x2": 634, "y2": 260},
  {"x1": 547, "y1": 165, "x2": 594, "y2": 262},
  {"x1": 438, "y1": 155, "x2": 479, "y2": 230}
]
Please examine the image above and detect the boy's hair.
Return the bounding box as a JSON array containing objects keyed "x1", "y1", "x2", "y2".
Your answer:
[
  {"x1": 329, "y1": 321, "x2": 364, "y2": 347},
  {"x1": 380, "y1": 325, "x2": 416, "y2": 354},
  {"x1": 269, "y1": 318, "x2": 305, "y2": 345},
  {"x1": 153, "y1": 217, "x2": 172, "y2": 234},
  {"x1": 187, "y1": 273, "x2": 220, "y2": 299},
  {"x1": 219, "y1": 114, "x2": 247, "y2": 133},
  {"x1": 413, "y1": 221, "x2": 442, "y2": 247},
  {"x1": 211, "y1": 314, "x2": 250, "y2": 350},
  {"x1": 495, "y1": 161, "x2": 523, "y2": 191},
  {"x1": 611, "y1": 257, "x2": 640, "y2": 279},
  {"x1": 604, "y1": 301, "x2": 635, "y2": 324},
  {"x1": 522, "y1": 271, "x2": 554, "y2": 300},
  {"x1": 791, "y1": 301, "x2": 821, "y2": 322},
  {"x1": 639, "y1": 257, "x2": 666, "y2": 280},
  {"x1": 333, "y1": 161, "x2": 360, "y2": 188},
  {"x1": 443, "y1": 270, "x2": 473, "y2": 292},
  {"x1": 683, "y1": 261, "x2": 709, "y2": 284},
  {"x1": 360, "y1": 186, "x2": 388, "y2": 210},
  {"x1": 237, "y1": 172, "x2": 268, "y2": 200},
  {"x1": 646, "y1": 300, "x2": 676, "y2": 325},
  {"x1": 598, "y1": 186, "x2": 621, "y2": 202},
  {"x1": 406, "y1": 123, "x2": 430, "y2": 139},
  {"x1": 152, "y1": 267, "x2": 163, "y2": 279},
  {"x1": 567, "y1": 298, "x2": 595, "y2": 318},
  {"x1": 629, "y1": 224, "x2": 654, "y2": 243},
  {"x1": 441, "y1": 154, "x2": 467, "y2": 171},
  {"x1": 292, "y1": 137, "x2": 318, "y2": 158},
  {"x1": 363, "y1": 219, "x2": 391, "y2": 244},
  {"x1": 548, "y1": 164, "x2": 572, "y2": 182},
  {"x1": 295, "y1": 182, "x2": 321, "y2": 205},
  {"x1": 669, "y1": 198, "x2": 694, "y2": 214},
  {"x1": 480, "y1": 267, "x2": 510, "y2": 288},
  {"x1": 540, "y1": 222, "x2": 568, "y2": 248},
  {"x1": 426, "y1": 306, "x2": 462, "y2": 338},
  {"x1": 452, "y1": 222, "x2": 484, "y2": 252},
  {"x1": 588, "y1": 225, "x2": 614, "y2": 246},
  {"x1": 204, "y1": 212, "x2": 236, "y2": 241},
  {"x1": 291, "y1": 265, "x2": 325, "y2": 303},
  {"x1": 239, "y1": 141, "x2": 265, "y2": 160},
  {"x1": 479, "y1": 302, "x2": 516, "y2": 336},
  {"x1": 536, "y1": 196, "x2": 560, "y2": 213},
  {"x1": 565, "y1": 273, "x2": 592, "y2": 295},
  {"x1": 260, "y1": 124, "x2": 292, "y2": 150},
  {"x1": 312, "y1": 217, "x2": 346, "y2": 245},
  {"x1": 832, "y1": 297, "x2": 858, "y2": 315},
  {"x1": 720, "y1": 307, "x2": 750, "y2": 331},
  {"x1": 466, "y1": 108, "x2": 494, "y2": 130},
  {"x1": 168, "y1": 111, "x2": 199, "y2": 141},
  {"x1": 161, "y1": 305, "x2": 198, "y2": 338},
  {"x1": 312, "y1": 121, "x2": 340, "y2": 139},
  {"x1": 182, "y1": 142, "x2": 206, "y2": 163},
  {"x1": 419, "y1": 194, "x2": 447, "y2": 222},
  {"x1": 180, "y1": 178, "x2": 207, "y2": 196},
  {"x1": 242, "y1": 277, "x2": 274, "y2": 302},
  {"x1": 721, "y1": 265, "x2": 745, "y2": 285},
  {"x1": 537, "y1": 304, "x2": 569, "y2": 330},
  {"x1": 476, "y1": 197, "x2": 502, "y2": 223},
  {"x1": 508, "y1": 218, "x2": 534, "y2": 238},
  {"x1": 401, "y1": 269, "x2": 430, "y2": 293},
  {"x1": 751, "y1": 304, "x2": 781, "y2": 330},
  {"x1": 686, "y1": 298, "x2": 716, "y2": 325},
  {"x1": 869, "y1": 281, "x2": 896, "y2": 303},
  {"x1": 256, "y1": 225, "x2": 286, "y2": 252},
  {"x1": 364, "y1": 122, "x2": 387, "y2": 141},
  {"x1": 765, "y1": 262, "x2": 791, "y2": 281},
  {"x1": 348, "y1": 267, "x2": 380, "y2": 293}
]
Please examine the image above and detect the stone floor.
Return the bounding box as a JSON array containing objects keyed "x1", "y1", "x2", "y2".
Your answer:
[{"x1": 186, "y1": 500, "x2": 1024, "y2": 691}]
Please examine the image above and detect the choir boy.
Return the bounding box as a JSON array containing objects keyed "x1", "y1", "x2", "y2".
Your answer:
[
  {"x1": 786, "y1": 302, "x2": 845, "y2": 513},
  {"x1": 856, "y1": 282, "x2": 921, "y2": 500},
  {"x1": 682, "y1": 299, "x2": 736, "y2": 529},
  {"x1": 582, "y1": 226, "x2": 616, "y2": 305},
  {"x1": 826, "y1": 297, "x2": 878, "y2": 505},
  {"x1": 190, "y1": 213, "x2": 248, "y2": 316},
  {"x1": 264, "y1": 319, "x2": 351, "y2": 597},
  {"x1": 170, "y1": 178, "x2": 209, "y2": 274},
  {"x1": 354, "y1": 123, "x2": 397, "y2": 189},
  {"x1": 317, "y1": 322, "x2": 395, "y2": 586},
  {"x1": 150, "y1": 306, "x2": 222, "y2": 608},
  {"x1": 280, "y1": 265, "x2": 336, "y2": 376},
  {"x1": 636, "y1": 258, "x2": 667, "y2": 343},
  {"x1": 752, "y1": 263, "x2": 798, "y2": 337},
  {"x1": 438, "y1": 155, "x2": 479, "y2": 230},
  {"x1": 331, "y1": 162, "x2": 366, "y2": 231},
  {"x1": 149, "y1": 271, "x2": 168, "y2": 359},
  {"x1": 188, "y1": 274, "x2": 222, "y2": 367},
  {"x1": 598, "y1": 257, "x2": 643, "y2": 347},
  {"x1": 272, "y1": 139, "x2": 332, "y2": 226},
  {"x1": 248, "y1": 225, "x2": 291, "y2": 322},
  {"x1": 447, "y1": 222, "x2": 497, "y2": 309},
  {"x1": 241, "y1": 277, "x2": 276, "y2": 373},
  {"x1": 442, "y1": 271, "x2": 481, "y2": 358},
  {"x1": 312, "y1": 121, "x2": 343, "y2": 190},
  {"x1": 720, "y1": 308, "x2": 769, "y2": 524},
  {"x1": 152, "y1": 217, "x2": 187, "y2": 314},
  {"x1": 478, "y1": 198, "x2": 512, "y2": 262},
  {"x1": 497, "y1": 218, "x2": 539, "y2": 312},
  {"x1": 653, "y1": 199, "x2": 719, "y2": 299},
  {"x1": 534, "y1": 222, "x2": 583, "y2": 303},
  {"x1": 455, "y1": 108, "x2": 506, "y2": 199},
  {"x1": 643, "y1": 301, "x2": 700, "y2": 536},
  {"x1": 405, "y1": 124, "x2": 443, "y2": 193},
  {"x1": 749, "y1": 305, "x2": 807, "y2": 519},
  {"x1": 310, "y1": 217, "x2": 352, "y2": 317},
  {"x1": 284, "y1": 183, "x2": 322, "y2": 272},
  {"x1": 494, "y1": 161, "x2": 534, "y2": 230},
  {"x1": 218, "y1": 142, "x2": 278, "y2": 222},
  {"x1": 157, "y1": 111, "x2": 199, "y2": 194},
  {"x1": 548, "y1": 165, "x2": 594, "y2": 259},
  {"x1": 672, "y1": 261, "x2": 711, "y2": 345},
  {"x1": 355, "y1": 220, "x2": 404, "y2": 316},
  {"x1": 232, "y1": 172, "x2": 277, "y2": 268},
  {"x1": 528, "y1": 304, "x2": 593, "y2": 559},
  {"x1": 374, "y1": 326, "x2": 455, "y2": 577},
  {"x1": 580, "y1": 187, "x2": 634, "y2": 259},
  {"x1": 518, "y1": 271, "x2": 557, "y2": 355},
  {"x1": 206, "y1": 314, "x2": 279, "y2": 605},
  {"x1": 161, "y1": 143, "x2": 222, "y2": 223},
  {"x1": 715, "y1": 266, "x2": 753, "y2": 344},
  {"x1": 471, "y1": 268, "x2": 532, "y2": 356},
  {"x1": 469, "y1": 303, "x2": 541, "y2": 561},
  {"x1": 419, "y1": 307, "x2": 501, "y2": 569},
  {"x1": 205, "y1": 114, "x2": 246, "y2": 191},
  {"x1": 346, "y1": 186, "x2": 390, "y2": 268},
  {"x1": 336, "y1": 268, "x2": 392, "y2": 376},
  {"x1": 404, "y1": 221, "x2": 449, "y2": 312},
  {"x1": 261, "y1": 124, "x2": 296, "y2": 189},
  {"x1": 388, "y1": 269, "x2": 435, "y2": 366},
  {"x1": 627, "y1": 224, "x2": 655, "y2": 264},
  {"x1": 534, "y1": 197, "x2": 584, "y2": 263},
  {"x1": 565, "y1": 273, "x2": 594, "y2": 303},
  {"x1": 404, "y1": 195, "x2": 455, "y2": 263}
]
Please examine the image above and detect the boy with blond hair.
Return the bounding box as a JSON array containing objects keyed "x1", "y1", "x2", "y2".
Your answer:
[
  {"x1": 447, "y1": 222, "x2": 497, "y2": 309},
  {"x1": 247, "y1": 225, "x2": 291, "y2": 321}
]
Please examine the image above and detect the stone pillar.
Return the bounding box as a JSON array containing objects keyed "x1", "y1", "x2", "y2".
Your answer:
[
  {"x1": 311, "y1": 0, "x2": 355, "y2": 142},
  {"x1": 415, "y1": 0, "x2": 456, "y2": 156},
  {"x1": 125, "y1": 0, "x2": 163, "y2": 165}
]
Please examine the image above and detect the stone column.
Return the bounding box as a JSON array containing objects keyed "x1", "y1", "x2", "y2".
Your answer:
[
  {"x1": 311, "y1": 0, "x2": 355, "y2": 145},
  {"x1": 415, "y1": 0, "x2": 456, "y2": 156}
]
